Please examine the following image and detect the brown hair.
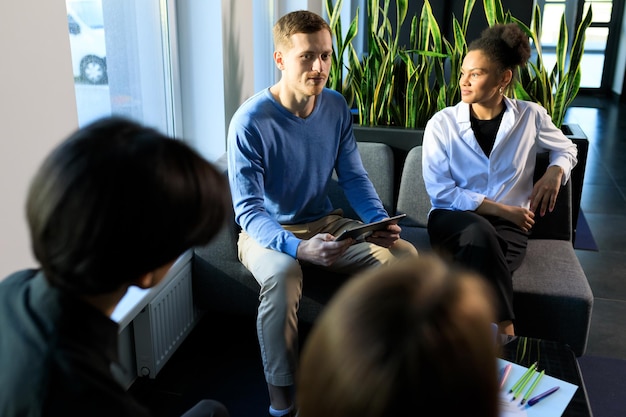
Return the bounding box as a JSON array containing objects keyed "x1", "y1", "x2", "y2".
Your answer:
[
  {"x1": 273, "y1": 10, "x2": 331, "y2": 50},
  {"x1": 297, "y1": 255, "x2": 500, "y2": 417}
]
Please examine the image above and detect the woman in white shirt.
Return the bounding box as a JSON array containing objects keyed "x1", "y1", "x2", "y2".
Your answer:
[{"x1": 422, "y1": 23, "x2": 578, "y2": 336}]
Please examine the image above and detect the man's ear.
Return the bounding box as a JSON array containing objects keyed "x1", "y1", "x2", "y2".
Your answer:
[
  {"x1": 134, "y1": 272, "x2": 155, "y2": 289},
  {"x1": 274, "y1": 50, "x2": 284, "y2": 70},
  {"x1": 134, "y1": 261, "x2": 175, "y2": 289}
]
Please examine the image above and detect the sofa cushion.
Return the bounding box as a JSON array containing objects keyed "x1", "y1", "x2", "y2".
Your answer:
[
  {"x1": 328, "y1": 142, "x2": 395, "y2": 220},
  {"x1": 513, "y1": 239, "x2": 593, "y2": 356}
]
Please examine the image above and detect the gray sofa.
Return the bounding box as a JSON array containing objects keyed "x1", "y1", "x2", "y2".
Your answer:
[{"x1": 193, "y1": 142, "x2": 593, "y2": 356}]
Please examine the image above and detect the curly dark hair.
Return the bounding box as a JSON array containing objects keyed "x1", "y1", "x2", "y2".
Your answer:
[{"x1": 468, "y1": 23, "x2": 531, "y2": 72}]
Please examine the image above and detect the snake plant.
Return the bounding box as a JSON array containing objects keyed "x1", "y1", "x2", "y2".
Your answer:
[{"x1": 326, "y1": 0, "x2": 592, "y2": 129}]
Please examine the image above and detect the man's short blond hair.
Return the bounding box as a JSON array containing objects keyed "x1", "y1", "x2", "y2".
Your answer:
[{"x1": 273, "y1": 10, "x2": 331, "y2": 49}]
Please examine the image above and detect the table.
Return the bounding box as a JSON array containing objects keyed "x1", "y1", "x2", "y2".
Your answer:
[{"x1": 499, "y1": 336, "x2": 593, "y2": 417}]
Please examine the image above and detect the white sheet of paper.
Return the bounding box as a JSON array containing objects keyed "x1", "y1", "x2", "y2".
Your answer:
[
  {"x1": 497, "y1": 358, "x2": 578, "y2": 417},
  {"x1": 498, "y1": 391, "x2": 528, "y2": 417}
]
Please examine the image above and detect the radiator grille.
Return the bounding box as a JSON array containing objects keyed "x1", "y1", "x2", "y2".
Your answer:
[{"x1": 133, "y1": 263, "x2": 198, "y2": 378}]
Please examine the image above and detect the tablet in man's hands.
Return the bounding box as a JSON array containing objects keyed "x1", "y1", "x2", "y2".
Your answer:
[{"x1": 334, "y1": 214, "x2": 407, "y2": 242}]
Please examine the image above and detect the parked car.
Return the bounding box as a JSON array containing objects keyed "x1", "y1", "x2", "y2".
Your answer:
[{"x1": 67, "y1": 0, "x2": 107, "y2": 84}]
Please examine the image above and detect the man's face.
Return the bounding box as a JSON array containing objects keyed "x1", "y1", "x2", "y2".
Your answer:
[{"x1": 274, "y1": 29, "x2": 333, "y2": 98}]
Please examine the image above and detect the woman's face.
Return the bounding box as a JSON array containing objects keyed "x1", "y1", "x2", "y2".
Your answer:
[{"x1": 459, "y1": 50, "x2": 505, "y2": 108}]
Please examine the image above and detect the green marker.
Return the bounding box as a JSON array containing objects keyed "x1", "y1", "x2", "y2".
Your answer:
[
  {"x1": 512, "y1": 368, "x2": 537, "y2": 401},
  {"x1": 520, "y1": 370, "x2": 545, "y2": 405},
  {"x1": 507, "y1": 362, "x2": 537, "y2": 394}
]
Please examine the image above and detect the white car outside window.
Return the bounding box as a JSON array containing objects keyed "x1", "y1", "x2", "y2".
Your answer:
[{"x1": 67, "y1": 0, "x2": 107, "y2": 84}]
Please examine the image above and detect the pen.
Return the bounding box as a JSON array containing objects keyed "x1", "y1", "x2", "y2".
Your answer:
[
  {"x1": 527, "y1": 386, "x2": 560, "y2": 407},
  {"x1": 508, "y1": 362, "x2": 537, "y2": 394},
  {"x1": 499, "y1": 363, "x2": 513, "y2": 390},
  {"x1": 520, "y1": 369, "x2": 545, "y2": 405}
]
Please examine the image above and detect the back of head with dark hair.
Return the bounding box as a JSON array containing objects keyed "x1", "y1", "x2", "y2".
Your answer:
[
  {"x1": 26, "y1": 116, "x2": 231, "y2": 295},
  {"x1": 273, "y1": 10, "x2": 331, "y2": 49},
  {"x1": 469, "y1": 23, "x2": 531, "y2": 73}
]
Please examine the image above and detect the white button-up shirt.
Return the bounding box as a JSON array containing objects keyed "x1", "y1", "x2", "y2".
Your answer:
[{"x1": 422, "y1": 97, "x2": 578, "y2": 213}]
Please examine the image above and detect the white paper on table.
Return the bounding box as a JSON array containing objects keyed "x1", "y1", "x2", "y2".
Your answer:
[
  {"x1": 497, "y1": 358, "x2": 578, "y2": 417},
  {"x1": 498, "y1": 391, "x2": 528, "y2": 417}
]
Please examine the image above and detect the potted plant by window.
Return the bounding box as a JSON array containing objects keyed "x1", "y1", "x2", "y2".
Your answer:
[
  {"x1": 326, "y1": 0, "x2": 592, "y2": 228},
  {"x1": 326, "y1": 0, "x2": 458, "y2": 150},
  {"x1": 326, "y1": 0, "x2": 591, "y2": 129}
]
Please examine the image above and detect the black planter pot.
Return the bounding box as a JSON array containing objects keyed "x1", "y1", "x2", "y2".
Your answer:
[
  {"x1": 562, "y1": 123, "x2": 589, "y2": 240},
  {"x1": 353, "y1": 124, "x2": 424, "y2": 151}
]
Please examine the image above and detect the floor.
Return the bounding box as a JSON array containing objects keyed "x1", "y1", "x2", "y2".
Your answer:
[
  {"x1": 563, "y1": 95, "x2": 626, "y2": 361},
  {"x1": 129, "y1": 93, "x2": 626, "y2": 417}
]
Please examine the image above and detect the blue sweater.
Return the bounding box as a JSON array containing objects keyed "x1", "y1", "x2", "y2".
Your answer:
[{"x1": 227, "y1": 88, "x2": 387, "y2": 258}]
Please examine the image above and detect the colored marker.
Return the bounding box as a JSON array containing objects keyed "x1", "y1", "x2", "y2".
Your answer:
[
  {"x1": 512, "y1": 369, "x2": 537, "y2": 401},
  {"x1": 499, "y1": 363, "x2": 513, "y2": 390},
  {"x1": 508, "y1": 362, "x2": 537, "y2": 394},
  {"x1": 520, "y1": 369, "x2": 545, "y2": 405},
  {"x1": 527, "y1": 386, "x2": 560, "y2": 407}
]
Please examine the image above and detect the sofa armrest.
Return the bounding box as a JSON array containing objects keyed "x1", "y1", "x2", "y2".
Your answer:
[
  {"x1": 529, "y1": 153, "x2": 573, "y2": 241},
  {"x1": 396, "y1": 145, "x2": 430, "y2": 227}
]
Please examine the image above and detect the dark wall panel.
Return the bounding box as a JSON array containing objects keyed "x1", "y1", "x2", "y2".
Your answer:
[{"x1": 387, "y1": 0, "x2": 533, "y2": 48}]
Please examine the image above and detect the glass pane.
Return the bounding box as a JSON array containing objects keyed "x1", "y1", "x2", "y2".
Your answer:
[
  {"x1": 580, "y1": 28, "x2": 608, "y2": 88},
  {"x1": 70, "y1": 0, "x2": 104, "y2": 28},
  {"x1": 584, "y1": 1, "x2": 612, "y2": 24},
  {"x1": 67, "y1": 1, "x2": 107, "y2": 86},
  {"x1": 540, "y1": 4, "x2": 566, "y2": 46},
  {"x1": 585, "y1": 26, "x2": 609, "y2": 51},
  {"x1": 65, "y1": 0, "x2": 174, "y2": 135}
]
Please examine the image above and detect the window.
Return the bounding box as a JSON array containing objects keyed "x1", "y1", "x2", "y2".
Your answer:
[
  {"x1": 538, "y1": 0, "x2": 615, "y2": 89},
  {"x1": 64, "y1": 0, "x2": 229, "y2": 161},
  {"x1": 580, "y1": 0, "x2": 613, "y2": 89},
  {"x1": 65, "y1": 0, "x2": 178, "y2": 137}
]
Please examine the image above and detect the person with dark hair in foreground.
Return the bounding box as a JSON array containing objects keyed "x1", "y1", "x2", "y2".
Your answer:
[
  {"x1": 297, "y1": 255, "x2": 500, "y2": 417},
  {"x1": 422, "y1": 23, "x2": 577, "y2": 336},
  {"x1": 0, "y1": 117, "x2": 231, "y2": 417}
]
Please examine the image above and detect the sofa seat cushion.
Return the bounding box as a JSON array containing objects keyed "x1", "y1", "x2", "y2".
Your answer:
[{"x1": 512, "y1": 239, "x2": 593, "y2": 356}]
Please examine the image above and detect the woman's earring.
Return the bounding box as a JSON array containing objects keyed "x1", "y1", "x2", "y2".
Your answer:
[{"x1": 499, "y1": 86, "x2": 504, "y2": 96}]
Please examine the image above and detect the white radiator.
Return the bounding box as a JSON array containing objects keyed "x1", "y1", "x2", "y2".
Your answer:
[{"x1": 133, "y1": 260, "x2": 198, "y2": 378}]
